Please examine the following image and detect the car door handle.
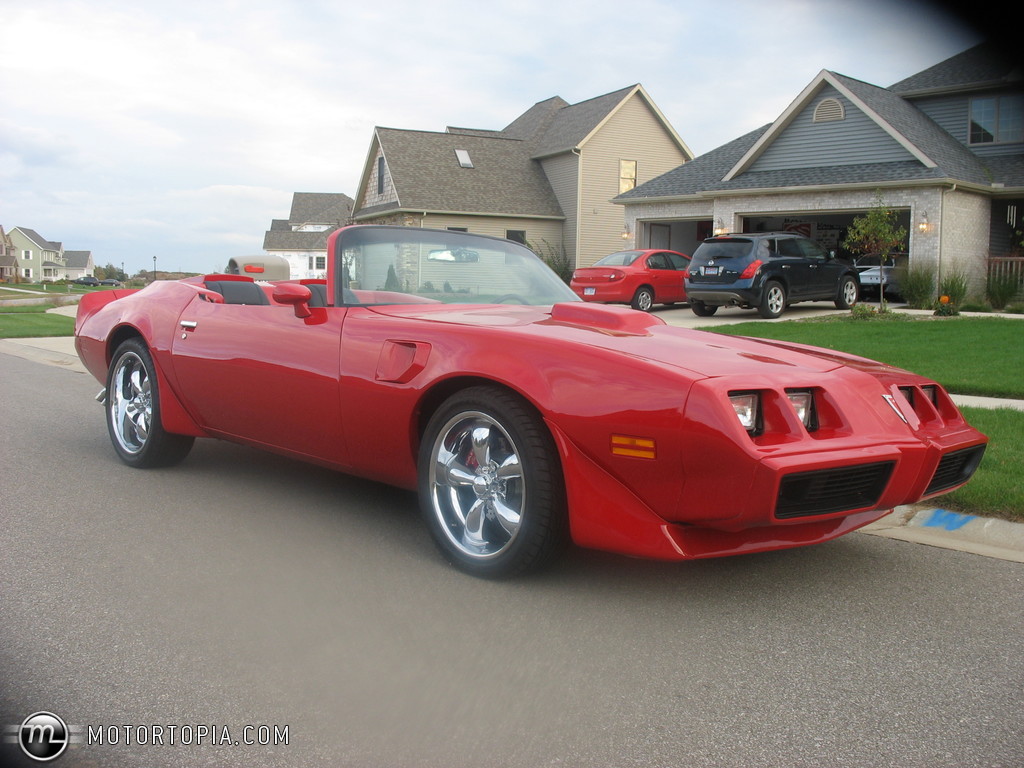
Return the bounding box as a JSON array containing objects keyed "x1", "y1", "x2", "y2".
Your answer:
[{"x1": 180, "y1": 321, "x2": 198, "y2": 329}]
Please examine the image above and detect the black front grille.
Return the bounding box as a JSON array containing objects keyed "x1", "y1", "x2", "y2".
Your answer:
[
  {"x1": 925, "y1": 445, "x2": 986, "y2": 495},
  {"x1": 775, "y1": 462, "x2": 895, "y2": 519}
]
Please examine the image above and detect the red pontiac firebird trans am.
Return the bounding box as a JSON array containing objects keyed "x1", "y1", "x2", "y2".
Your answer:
[
  {"x1": 75, "y1": 226, "x2": 986, "y2": 578},
  {"x1": 570, "y1": 249, "x2": 691, "y2": 311}
]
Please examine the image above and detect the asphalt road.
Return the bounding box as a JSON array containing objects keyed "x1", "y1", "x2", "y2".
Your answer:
[{"x1": 1, "y1": 353, "x2": 1022, "y2": 768}]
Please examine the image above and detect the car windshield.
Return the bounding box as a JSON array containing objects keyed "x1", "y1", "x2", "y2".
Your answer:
[
  {"x1": 592, "y1": 251, "x2": 643, "y2": 267},
  {"x1": 332, "y1": 226, "x2": 579, "y2": 306},
  {"x1": 692, "y1": 240, "x2": 753, "y2": 262}
]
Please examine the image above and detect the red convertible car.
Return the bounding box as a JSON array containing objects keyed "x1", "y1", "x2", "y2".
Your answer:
[
  {"x1": 75, "y1": 226, "x2": 986, "y2": 578},
  {"x1": 570, "y1": 249, "x2": 691, "y2": 311}
]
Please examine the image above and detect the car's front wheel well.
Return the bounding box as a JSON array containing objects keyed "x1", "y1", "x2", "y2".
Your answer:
[{"x1": 415, "y1": 377, "x2": 545, "y2": 460}]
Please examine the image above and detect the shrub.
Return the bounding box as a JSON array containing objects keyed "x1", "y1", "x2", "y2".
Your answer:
[
  {"x1": 937, "y1": 270, "x2": 969, "y2": 307},
  {"x1": 986, "y1": 272, "x2": 1022, "y2": 310},
  {"x1": 529, "y1": 239, "x2": 574, "y2": 285},
  {"x1": 898, "y1": 262, "x2": 936, "y2": 308}
]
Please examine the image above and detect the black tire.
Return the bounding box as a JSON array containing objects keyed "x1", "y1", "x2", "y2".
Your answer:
[
  {"x1": 631, "y1": 286, "x2": 655, "y2": 312},
  {"x1": 690, "y1": 300, "x2": 719, "y2": 317},
  {"x1": 835, "y1": 275, "x2": 859, "y2": 309},
  {"x1": 418, "y1": 386, "x2": 568, "y2": 578},
  {"x1": 106, "y1": 338, "x2": 194, "y2": 468},
  {"x1": 758, "y1": 281, "x2": 787, "y2": 319}
]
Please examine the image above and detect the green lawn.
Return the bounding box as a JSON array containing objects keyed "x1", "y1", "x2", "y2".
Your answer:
[
  {"x1": 940, "y1": 407, "x2": 1023, "y2": 523},
  {"x1": 704, "y1": 316, "x2": 1024, "y2": 399},
  {"x1": 0, "y1": 312, "x2": 75, "y2": 338}
]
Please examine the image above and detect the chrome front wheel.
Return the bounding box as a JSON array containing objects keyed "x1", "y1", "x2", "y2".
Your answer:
[{"x1": 419, "y1": 387, "x2": 567, "y2": 578}]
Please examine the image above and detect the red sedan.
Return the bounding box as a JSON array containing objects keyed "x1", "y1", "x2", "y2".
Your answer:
[{"x1": 570, "y1": 249, "x2": 691, "y2": 311}]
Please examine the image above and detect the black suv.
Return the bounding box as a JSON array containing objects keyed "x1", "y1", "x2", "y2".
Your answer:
[{"x1": 684, "y1": 232, "x2": 860, "y2": 319}]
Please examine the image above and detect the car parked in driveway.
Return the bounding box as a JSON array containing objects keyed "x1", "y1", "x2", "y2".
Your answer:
[
  {"x1": 855, "y1": 254, "x2": 906, "y2": 300},
  {"x1": 570, "y1": 249, "x2": 691, "y2": 311},
  {"x1": 73, "y1": 276, "x2": 100, "y2": 286},
  {"x1": 684, "y1": 232, "x2": 860, "y2": 318},
  {"x1": 99, "y1": 278, "x2": 123, "y2": 287}
]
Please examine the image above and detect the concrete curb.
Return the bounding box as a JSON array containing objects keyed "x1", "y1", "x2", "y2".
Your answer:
[{"x1": 860, "y1": 506, "x2": 1024, "y2": 563}]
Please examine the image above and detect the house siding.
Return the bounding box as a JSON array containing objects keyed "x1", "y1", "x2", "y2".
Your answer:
[
  {"x1": 577, "y1": 94, "x2": 688, "y2": 267},
  {"x1": 751, "y1": 86, "x2": 918, "y2": 171},
  {"x1": 539, "y1": 153, "x2": 579, "y2": 265},
  {"x1": 912, "y1": 91, "x2": 1024, "y2": 158},
  {"x1": 420, "y1": 214, "x2": 563, "y2": 250}
]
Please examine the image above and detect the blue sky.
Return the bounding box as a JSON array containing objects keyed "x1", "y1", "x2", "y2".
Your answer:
[{"x1": 1, "y1": 0, "x2": 983, "y2": 275}]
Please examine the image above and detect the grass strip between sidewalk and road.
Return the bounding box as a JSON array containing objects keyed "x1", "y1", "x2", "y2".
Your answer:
[
  {"x1": 0, "y1": 311, "x2": 75, "y2": 338},
  {"x1": 940, "y1": 407, "x2": 1023, "y2": 523}
]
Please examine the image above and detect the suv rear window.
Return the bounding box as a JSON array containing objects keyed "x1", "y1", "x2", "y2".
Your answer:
[{"x1": 692, "y1": 240, "x2": 753, "y2": 262}]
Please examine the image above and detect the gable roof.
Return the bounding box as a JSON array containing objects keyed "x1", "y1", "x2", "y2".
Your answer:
[
  {"x1": 13, "y1": 227, "x2": 60, "y2": 251},
  {"x1": 355, "y1": 85, "x2": 690, "y2": 219},
  {"x1": 619, "y1": 46, "x2": 1021, "y2": 203},
  {"x1": 263, "y1": 192, "x2": 354, "y2": 251},
  {"x1": 288, "y1": 192, "x2": 353, "y2": 226},
  {"x1": 64, "y1": 250, "x2": 93, "y2": 269},
  {"x1": 368, "y1": 128, "x2": 564, "y2": 218}
]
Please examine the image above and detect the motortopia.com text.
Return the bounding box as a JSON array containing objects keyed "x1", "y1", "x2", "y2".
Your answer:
[{"x1": 87, "y1": 723, "x2": 289, "y2": 747}]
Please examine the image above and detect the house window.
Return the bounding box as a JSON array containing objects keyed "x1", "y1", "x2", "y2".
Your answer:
[
  {"x1": 619, "y1": 160, "x2": 637, "y2": 194},
  {"x1": 377, "y1": 156, "x2": 386, "y2": 195},
  {"x1": 506, "y1": 230, "x2": 527, "y2": 244},
  {"x1": 454, "y1": 149, "x2": 474, "y2": 168},
  {"x1": 813, "y1": 98, "x2": 845, "y2": 122},
  {"x1": 308, "y1": 255, "x2": 326, "y2": 270},
  {"x1": 970, "y1": 95, "x2": 1024, "y2": 144}
]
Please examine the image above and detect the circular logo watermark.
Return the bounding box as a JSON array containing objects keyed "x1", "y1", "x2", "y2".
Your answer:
[{"x1": 19, "y1": 712, "x2": 68, "y2": 762}]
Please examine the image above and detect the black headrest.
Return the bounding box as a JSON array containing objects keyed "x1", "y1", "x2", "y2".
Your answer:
[{"x1": 204, "y1": 280, "x2": 270, "y2": 305}]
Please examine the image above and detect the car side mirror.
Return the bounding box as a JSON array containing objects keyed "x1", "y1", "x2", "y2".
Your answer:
[{"x1": 273, "y1": 283, "x2": 314, "y2": 318}]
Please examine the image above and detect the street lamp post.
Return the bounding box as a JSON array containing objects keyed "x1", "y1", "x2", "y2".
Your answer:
[{"x1": 153, "y1": 256, "x2": 157, "y2": 284}]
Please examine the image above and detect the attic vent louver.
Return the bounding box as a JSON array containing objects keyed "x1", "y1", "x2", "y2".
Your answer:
[
  {"x1": 813, "y1": 98, "x2": 845, "y2": 123},
  {"x1": 454, "y1": 149, "x2": 474, "y2": 168}
]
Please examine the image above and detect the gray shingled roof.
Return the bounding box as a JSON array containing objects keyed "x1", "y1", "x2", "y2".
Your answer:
[
  {"x1": 890, "y1": 42, "x2": 1021, "y2": 95},
  {"x1": 376, "y1": 128, "x2": 564, "y2": 217},
  {"x1": 358, "y1": 86, "x2": 663, "y2": 219},
  {"x1": 64, "y1": 250, "x2": 92, "y2": 268},
  {"x1": 15, "y1": 228, "x2": 59, "y2": 250},
  {"x1": 619, "y1": 47, "x2": 1021, "y2": 203},
  {"x1": 263, "y1": 193, "x2": 353, "y2": 251},
  {"x1": 831, "y1": 72, "x2": 992, "y2": 184},
  {"x1": 288, "y1": 192, "x2": 352, "y2": 225},
  {"x1": 529, "y1": 86, "x2": 638, "y2": 158}
]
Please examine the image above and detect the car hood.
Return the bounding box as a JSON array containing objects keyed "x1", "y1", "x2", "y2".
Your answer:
[{"x1": 367, "y1": 302, "x2": 900, "y2": 379}]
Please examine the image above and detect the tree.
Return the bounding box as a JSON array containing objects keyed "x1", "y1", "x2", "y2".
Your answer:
[{"x1": 843, "y1": 192, "x2": 908, "y2": 311}]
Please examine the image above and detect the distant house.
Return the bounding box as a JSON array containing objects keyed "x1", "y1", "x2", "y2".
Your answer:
[
  {"x1": 351, "y1": 85, "x2": 693, "y2": 268},
  {"x1": 263, "y1": 193, "x2": 354, "y2": 279},
  {"x1": 64, "y1": 251, "x2": 95, "y2": 281},
  {"x1": 616, "y1": 43, "x2": 1024, "y2": 288},
  {"x1": 0, "y1": 227, "x2": 16, "y2": 281},
  {"x1": 9, "y1": 227, "x2": 65, "y2": 281}
]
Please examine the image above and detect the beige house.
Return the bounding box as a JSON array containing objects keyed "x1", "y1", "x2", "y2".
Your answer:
[{"x1": 351, "y1": 85, "x2": 693, "y2": 268}]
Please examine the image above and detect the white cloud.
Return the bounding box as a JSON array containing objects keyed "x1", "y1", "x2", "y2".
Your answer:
[{"x1": 0, "y1": 0, "x2": 984, "y2": 273}]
